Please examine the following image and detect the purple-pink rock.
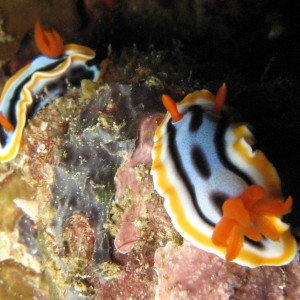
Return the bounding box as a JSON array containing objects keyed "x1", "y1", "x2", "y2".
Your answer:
[{"x1": 155, "y1": 241, "x2": 300, "y2": 299}]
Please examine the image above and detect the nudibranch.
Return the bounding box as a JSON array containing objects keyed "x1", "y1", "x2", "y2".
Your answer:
[
  {"x1": 151, "y1": 84, "x2": 296, "y2": 267},
  {"x1": 0, "y1": 20, "x2": 100, "y2": 162}
]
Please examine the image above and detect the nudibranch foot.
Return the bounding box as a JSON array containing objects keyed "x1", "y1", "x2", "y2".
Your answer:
[{"x1": 151, "y1": 85, "x2": 297, "y2": 267}]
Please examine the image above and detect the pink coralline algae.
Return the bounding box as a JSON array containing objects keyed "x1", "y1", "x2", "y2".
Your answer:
[
  {"x1": 114, "y1": 115, "x2": 165, "y2": 254},
  {"x1": 155, "y1": 241, "x2": 300, "y2": 299}
]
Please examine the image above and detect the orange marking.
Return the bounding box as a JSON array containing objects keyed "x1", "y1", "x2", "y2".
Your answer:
[
  {"x1": 212, "y1": 185, "x2": 293, "y2": 261},
  {"x1": 34, "y1": 20, "x2": 64, "y2": 58},
  {"x1": 214, "y1": 82, "x2": 227, "y2": 114},
  {"x1": 0, "y1": 112, "x2": 14, "y2": 132},
  {"x1": 162, "y1": 94, "x2": 183, "y2": 122}
]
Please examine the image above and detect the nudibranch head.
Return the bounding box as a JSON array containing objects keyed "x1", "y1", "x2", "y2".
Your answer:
[
  {"x1": 0, "y1": 21, "x2": 100, "y2": 163},
  {"x1": 151, "y1": 85, "x2": 296, "y2": 267},
  {"x1": 34, "y1": 20, "x2": 64, "y2": 58}
]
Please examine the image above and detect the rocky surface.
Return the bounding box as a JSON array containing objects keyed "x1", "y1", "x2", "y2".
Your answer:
[
  {"x1": 155, "y1": 241, "x2": 300, "y2": 300},
  {"x1": 0, "y1": 79, "x2": 299, "y2": 299}
]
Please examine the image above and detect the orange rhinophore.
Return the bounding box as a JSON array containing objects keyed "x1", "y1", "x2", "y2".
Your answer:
[
  {"x1": 214, "y1": 82, "x2": 227, "y2": 114},
  {"x1": 34, "y1": 20, "x2": 64, "y2": 58},
  {"x1": 162, "y1": 94, "x2": 183, "y2": 122}
]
